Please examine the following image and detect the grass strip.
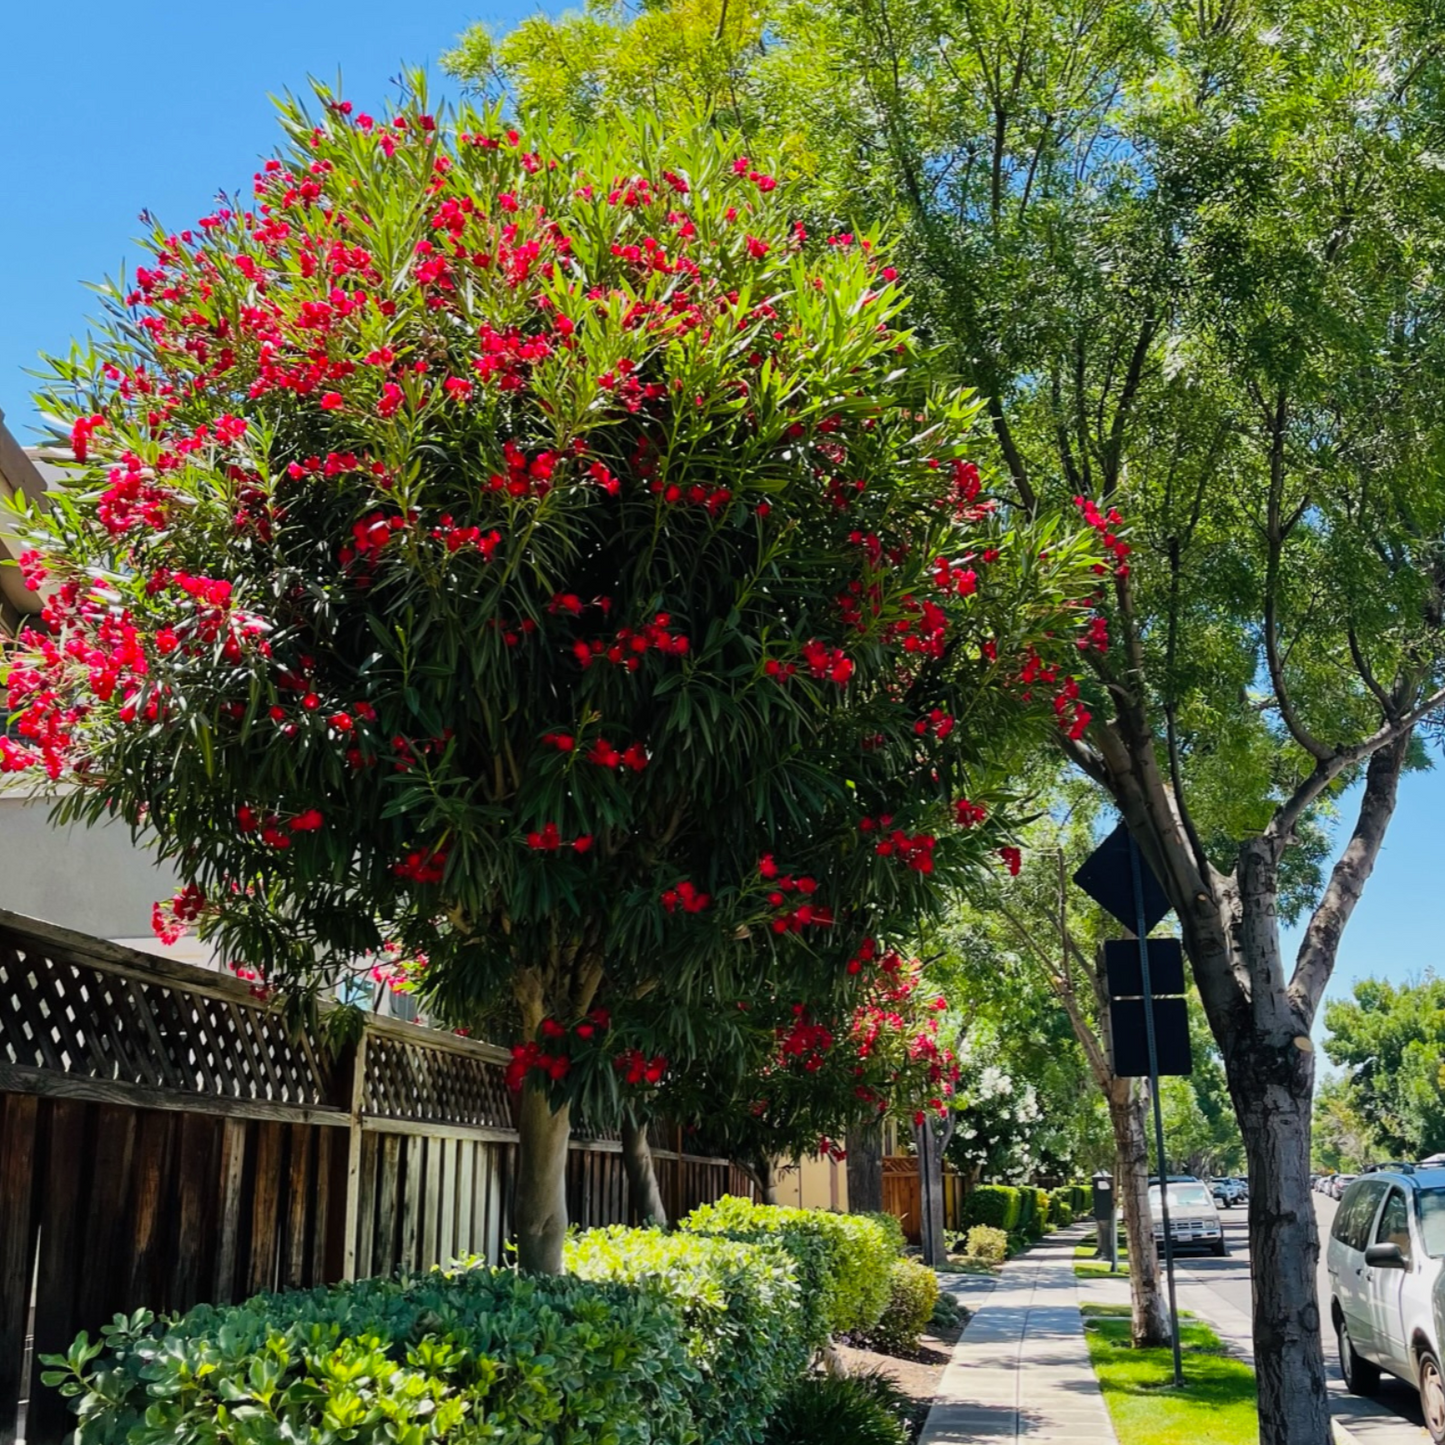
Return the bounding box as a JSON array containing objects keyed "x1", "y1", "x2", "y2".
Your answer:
[
  {"x1": 1081, "y1": 1304, "x2": 1258, "y2": 1445},
  {"x1": 1074, "y1": 1231, "x2": 1131, "y2": 1277}
]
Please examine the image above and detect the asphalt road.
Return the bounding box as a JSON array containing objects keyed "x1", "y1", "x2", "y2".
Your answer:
[{"x1": 1158, "y1": 1192, "x2": 1426, "y2": 1433}]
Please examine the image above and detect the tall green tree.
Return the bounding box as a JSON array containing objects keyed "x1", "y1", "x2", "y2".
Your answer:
[
  {"x1": 1324, "y1": 976, "x2": 1445, "y2": 1158},
  {"x1": 10, "y1": 91, "x2": 1102, "y2": 1273},
  {"x1": 453, "y1": 3, "x2": 1445, "y2": 1432}
]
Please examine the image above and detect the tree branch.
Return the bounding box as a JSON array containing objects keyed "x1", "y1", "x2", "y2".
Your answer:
[{"x1": 1289, "y1": 730, "x2": 1411, "y2": 1024}]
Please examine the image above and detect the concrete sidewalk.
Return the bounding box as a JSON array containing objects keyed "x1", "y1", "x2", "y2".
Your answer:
[{"x1": 921, "y1": 1226, "x2": 1118, "y2": 1444}]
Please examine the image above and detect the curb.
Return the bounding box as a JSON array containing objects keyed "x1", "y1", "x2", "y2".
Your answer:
[{"x1": 1333, "y1": 1422, "x2": 1364, "y2": 1445}]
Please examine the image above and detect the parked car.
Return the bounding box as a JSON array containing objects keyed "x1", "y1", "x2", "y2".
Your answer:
[
  {"x1": 1212, "y1": 1177, "x2": 1246, "y2": 1208},
  {"x1": 1327, "y1": 1167, "x2": 1445, "y2": 1443},
  {"x1": 1331, "y1": 1174, "x2": 1360, "y2": 1200},
  {"x1": 1148, "y1": 1177, "x2": 1227, "y2": 1256}
]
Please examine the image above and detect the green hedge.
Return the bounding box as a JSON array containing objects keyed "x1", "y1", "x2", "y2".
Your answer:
[
  {"x1": 681, "y1": 1197, "x2": 897, "y2": 1341},
  {"x1": 962, "y1": 1185, "x2": 1021, "y2": 1231},
  {"x1": 566, "y1": 1226, "x2": 809, "y2": 1437},
  {"x1": 45, "y1": 1228, "x2": 816, "y2": 1445},
  {"x1": 44, "y1": 1266, "x2": 707, "y2": 1445}
]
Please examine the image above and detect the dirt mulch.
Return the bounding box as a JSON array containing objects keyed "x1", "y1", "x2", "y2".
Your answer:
[{"x1": 833, "y1": 1311, "x2": 970, "y2": 1442}]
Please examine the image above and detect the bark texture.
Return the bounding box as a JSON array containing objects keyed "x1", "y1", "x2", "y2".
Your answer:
[
  {"x1": 515, "y1": 1083, "x2": 572, "y2": 1274},
  {"x1": 1106, "y1": 1078, "x2": 1170, "y2": 1348},
  {"x1": 915, "y1": 1118, "x2": 947, "y2": 1266},
  {"x1": 621, "y1": 1111, "x2": 668, "y2": 1226},
  {"x1": 845, "y1": 1124, "x2": 884, "y2": 1213}
]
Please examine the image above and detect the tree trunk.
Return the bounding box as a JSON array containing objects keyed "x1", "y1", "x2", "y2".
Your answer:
[
  {"x1": 515, "y1": 1081, "x2": 572, "y2": 1274},
  {"x1": 915, "y1": 1117, "x2": 947, "y2": 1266},
  {"x1": 621, "y1": 1110, "x2": 668, "y2": 1226},
  {"x1": 846, "y1": 1123, "x2": 884, "y2": 1213},
  {"x1": 1227, "y1": 1030, "x2": 1328, "y2": 1445},
  {"x1": 1106, "y1": 1077, "x2": 1170, "y2": 1348},
  {"x1": 758, "y1": 1155, "x2": 779, "y2": 1204}
]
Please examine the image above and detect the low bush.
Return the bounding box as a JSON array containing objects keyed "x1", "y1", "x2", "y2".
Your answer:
[
  {"x1": 862, "y1": 1258, "x2": 939, "y2": 1354},
  {"x1": 858, "y1": 1210, "x2": 908, "y2": 1258},
  {"x1": 566, "y1": 1226, "x2": 808, "y2": 1435},
  {"x1": 1032, "y1": 1188, "x2": 1052, "y2": 1231},
  {"x1": 966, "y1": 1225, "x2": 1010, "y2": 1263},
  {"x1": 43, "y1": 1266, "x2": 707, "y2": 1445},
  {"x1": 963, "y1": 1185, "x2": 1020, "y2": 1231},
  {"x1": 763, "y1": 1369, "x2": 910, "y2": 1445},
  {"x1": 1052, "y1": 1197, "x2": 1075, "y2": 1228},
  {"x1": 682, "y1": 1196, "x2": 896, "y2": 1340},
  {"x1": 930, "y1": 1291, "x2": 961, "y2": 1330}
]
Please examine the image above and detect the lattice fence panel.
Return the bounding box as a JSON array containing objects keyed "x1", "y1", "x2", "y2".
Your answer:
[
  {"x1": 0, "y1": 940, "x2": 336, "y2": 1107},
  {"x1": 362, "y1": 1032, "x2": 514, "y2": 1129}
]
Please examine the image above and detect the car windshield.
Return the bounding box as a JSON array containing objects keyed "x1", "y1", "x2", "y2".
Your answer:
[
  {"x1": 1149, "y1": 1183, "x2": 1214, "y2": 1212},
  {"x1": 1415, "y1": 1189, "x2": 1445, "y2": 1256}
]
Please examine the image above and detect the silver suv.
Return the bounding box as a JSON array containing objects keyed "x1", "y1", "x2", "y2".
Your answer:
[{"x1": 1327, "y1": 1167, "x2": 1445, "y2": 1443}]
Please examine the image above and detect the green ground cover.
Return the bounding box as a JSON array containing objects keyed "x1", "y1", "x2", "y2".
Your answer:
[
  {"x1": 1081, "y1": 1305, "x2": 1258, "y2": 1445},
  {"x1": 1074, "y1": 1231, "x2": 1131, "y2": 1277}
]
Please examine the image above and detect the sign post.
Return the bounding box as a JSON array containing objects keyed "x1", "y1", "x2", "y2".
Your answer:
[{"x1": 1073, "y1": 821, "x2": 1189, "y2": 1387}]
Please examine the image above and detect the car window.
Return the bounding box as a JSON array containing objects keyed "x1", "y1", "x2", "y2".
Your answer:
[
  {"x1": 1416, "y1": 1189, "x2": 1445, "y2": 1256},
  {"x1": 1148, "y1": 1183, "x2": 1215, "y2": 1212},
  {"x1": 1333, "y1": 1179, "x2": 1389, "y2": 1252},
  {"x1": 1375, "y1": 1189, "x2": 1412, "y2": 1262}
]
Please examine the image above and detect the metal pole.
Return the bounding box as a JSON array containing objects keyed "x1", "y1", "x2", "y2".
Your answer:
[{"x1": 1129, "y1": 834, "x2": 1184, "y2": 1387}]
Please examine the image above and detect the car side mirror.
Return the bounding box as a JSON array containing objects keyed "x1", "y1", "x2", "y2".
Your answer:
[{"x1": 1365, "y1": 1242, "x2": 1407, "y2": 1269}]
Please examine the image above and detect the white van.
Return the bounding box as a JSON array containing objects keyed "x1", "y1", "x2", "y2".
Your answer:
[{"x1": 1327, "y1": 1168, "x2": 1445, "y2": 1444}]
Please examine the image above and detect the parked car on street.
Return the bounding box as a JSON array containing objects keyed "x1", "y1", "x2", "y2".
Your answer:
[
  {"x1": 1212, "y1": 1177, "x2": 1247, "y2": 1208},
  {"x1": 1148, "y1": 1177, "x2": 1227, "y2": 1256},
  {"x1": 1328, "y1": 1167, "x2": 1445, "y2": 1443},
  {"x1": 1331, "y1": 1174, "x2": 1359, "y2": 1200}
]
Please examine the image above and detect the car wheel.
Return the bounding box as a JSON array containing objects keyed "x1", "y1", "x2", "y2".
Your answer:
[
  {"x1": 1210, "y1": 1238, "x2": 1228, "y2": 1257},
  {"x1": 1418, "y1": 1349, "x2": 1445, "y2": 1445},
  {"x1": 1338, "y1": 1317, "x2": 1381, "y2": 1395}
]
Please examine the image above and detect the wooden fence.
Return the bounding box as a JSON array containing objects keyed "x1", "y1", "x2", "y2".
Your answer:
[
  {"x1": 0, "y1": 910, "x2": 752, "y2": 1445},
  {"x1": 882, "y1": 1155, "x2": 965, "y2": 1244}
]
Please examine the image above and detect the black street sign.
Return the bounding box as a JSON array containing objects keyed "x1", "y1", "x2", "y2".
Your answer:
[
  {"x1": 1073, "y1": 821, "x2": 1172, "y2": 934},
  {"x1": 1109, "y1": 997, "x2": 1193, "y2": 1077},
  {"x1": 1104, "y1": 938, "x2": 1185, "y2": 998}
]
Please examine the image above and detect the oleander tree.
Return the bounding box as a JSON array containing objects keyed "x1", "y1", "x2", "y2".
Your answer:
[{"x1": 8, "y1": 86, "x2": 1105, "y2": 1272}]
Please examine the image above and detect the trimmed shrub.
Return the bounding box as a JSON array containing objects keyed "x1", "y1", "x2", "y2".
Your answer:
[
  {"x1": 1052, "y1": 1197, "x2": 1075, "y2": 1228},
  {"x1": 862, "y1": 1258, "x2": 940, "y2": 1354},
  {"x1": 566, "y1": 1226, "x2": 808, "y2": 1435},
  {"x1": 43, "y1": 1265, "x2": 710, "y2": 1445},
  {"x1": 1031, "y1": 1188, "x2": 1051, "y2": 1234},
  {"x1": 682, "y1": 1196, "x2": 895, "y2": 1340},
  {"x1": 966, "y1": 1225, "x2": 1010, "y2": 1263},
  {"x1": 763, "y1": 1369, "x2": 910, "y2": 1445},
  {"x1": 859, "y1": 1210, "x2": 908, "y2": 1258},
  {"x1": 963, "y1": 1185, "x2": 1020, "y2": 1231}
]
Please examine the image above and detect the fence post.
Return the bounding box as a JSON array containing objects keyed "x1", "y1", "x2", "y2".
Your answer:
[{"x1": 341, "y1": 1030, "x2": 369, "y2": 1282}]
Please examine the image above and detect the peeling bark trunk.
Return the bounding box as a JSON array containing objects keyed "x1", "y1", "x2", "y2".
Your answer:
[
  {"x1": 515, "y1": 1082, "x2": 571, "y2": 1274},
  {"x1": 1228, "y1": 1038, "x2": 1326, "y2": 1445},
  {"x1": 845, "y1": 1123, "x2": 884, "y2": 1213},
  {"x1": 621, "y1": 1111, "x2": 668, "y2": 1226},
  {"x1": 1106, "y1": 1078, "x2": 1170, "y2": 1348}
]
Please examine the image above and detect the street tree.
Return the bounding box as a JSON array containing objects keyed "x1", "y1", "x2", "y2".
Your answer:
[
  {"x1": 452, "y1": 4, "x2": 1445, "y2": 1432},
  {"x1": 1323, "y1": 976, "x2": 1445, "y2": 1159},
  {"x1": 9, "y1": 90, "x2": 1103, "y2": 1272}
]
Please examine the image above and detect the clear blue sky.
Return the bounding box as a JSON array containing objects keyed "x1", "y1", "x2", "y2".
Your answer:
[{"x1": 2, "y1": 2, "x2": 1438, "y2": 1028}]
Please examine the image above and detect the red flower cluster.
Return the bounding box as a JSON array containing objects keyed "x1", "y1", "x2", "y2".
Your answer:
[
  {"x1": 953, "y1": 797, "x2": 988, "y2": 828},
  {"x1": 506, "y1": 1039, "x2": 570, "y2": 1089},
  {"x1": 872, "y1": 828, "x2": 936, "y2": 873},
  {"x1": 150, "y1": 882, "x2": 206, "y2": 945},
  {"x1": 488, "y1": 439, "x2": 557, "y2": 497},
  {"x1": 799, "y1": 639, "x2": 854, "y2": 683},
  {"x1": 587, "y1": 737, "x2": 648, "y2": 770},
  {"x1": 661, "y1": 879, "x2": 710, "y2": 913},
  {"x1": 913, "y1": 708, "x2": 956, "y2": 740},
  {"x1": 1074, "y1": 496, "x2": 1130, "y2": 576},
  {"x1": 393, "y1": 845, "x2": 448, "y2": 883},
  {"x1": 573, "y1": 613, "x2": 689, "y2": 670},
  {"x1": 778, "y1": 1007, "x2": 834, "y2": 1071},
  {"x1": 932, "y1": 556, "x2": 978, "y2": 597},
  {"x1": 998, "y1": 846, "x2": 1023, "y2": 876},
  {"x1": 615, "y1": 1048, "x2": 669, "y2": 1085}
]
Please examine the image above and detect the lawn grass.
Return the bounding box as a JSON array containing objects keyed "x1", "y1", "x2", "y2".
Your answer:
[
  {"x1": 1081, "y1": 1304, "x2": 1257, "y2": 1445},
  {"x1": 1074, "y1": 1230, "x2": 1131, "y2": 1277}
]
